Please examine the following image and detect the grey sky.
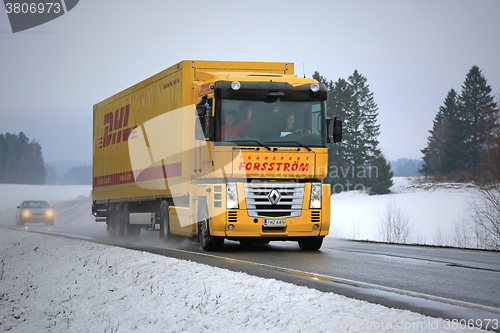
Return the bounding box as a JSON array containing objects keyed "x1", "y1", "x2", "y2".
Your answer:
[{"x1": 1, "y1": 0, "x2": 499, "y2": 162}]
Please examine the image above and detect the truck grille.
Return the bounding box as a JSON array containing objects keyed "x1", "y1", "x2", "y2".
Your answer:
[{"x1": 244, "y1": 183, "x2": 305, "y2": 218}]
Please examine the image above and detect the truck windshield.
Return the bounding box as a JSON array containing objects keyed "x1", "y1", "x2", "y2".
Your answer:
[{"x1": 216, "y1": 99, "x2": 326, "y2": 147}]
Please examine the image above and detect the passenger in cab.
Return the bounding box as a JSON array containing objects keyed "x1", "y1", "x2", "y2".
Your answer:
[{"x1": 219, "y1": 109, "x2": 253, "y2": 138}]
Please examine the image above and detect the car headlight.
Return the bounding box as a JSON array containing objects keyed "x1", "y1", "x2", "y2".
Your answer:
[
  {"x1": 46, "y1": 209, "x2": 53, "y2": 217},
  {"x1": 226, "y1": 183, "x2": 239, "y2": 209},
  {"x1": 23, "y1": 210, "x2": 31, "y2": 217},
  {"x1": 309, "y1": 184, "x2": 322, "y2": 209}
]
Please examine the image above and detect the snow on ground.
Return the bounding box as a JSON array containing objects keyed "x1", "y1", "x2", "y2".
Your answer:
[
  {"x1": 328, "y1": 177, "x2": 479, "y2": 245},
  {"x1": 0, "y1": 180, "x2": 491, "y2": 332},
  {"x1": 0, "y1": 229, "x2": 488, "y2": 333}
]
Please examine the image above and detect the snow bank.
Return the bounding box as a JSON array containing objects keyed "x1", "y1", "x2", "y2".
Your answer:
[
  {"x1": 329, "y1": 177, "x2": 479, "y2": 244},
  {"x1": 0, "y1": 229, "x2": 486, "y2": 332}
]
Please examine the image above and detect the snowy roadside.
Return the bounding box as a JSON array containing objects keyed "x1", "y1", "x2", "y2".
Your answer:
[
  {"x1": 328, "y1": 177, "x2": 480, "y2": 244},
  {"x1": 0, "y1": 229, "x2": 488, "y2": 333}
]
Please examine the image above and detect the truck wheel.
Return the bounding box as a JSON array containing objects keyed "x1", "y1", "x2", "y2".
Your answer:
[
  {"x1": 159, "y1": 201, "x2": 171, "y2": 242},
  {"x1": 198, "y1": 203, "x2": 224, "y2": 251},
  {"x1": 107, "y1": 204, "x2": 119, "y2": 238},
  {"x1": 298, "y1": 237, "x2": 323, "y2": 251}
]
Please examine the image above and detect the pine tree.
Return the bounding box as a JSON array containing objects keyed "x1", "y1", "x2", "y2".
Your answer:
[
  {"x1": 314, "y1": 70, "x2": 382, "y2": 193},
  {"x1": 420, "y1": 89, "x2": 461, "y2": 175},
  {"x1": 327, "y1": 78, "x2": 355, "y2": 192},
  {"x1": 440, "y1": 89, "x2": 463, "y2": 174},
  {"x1": 370, "y1": 153, "x2": 394, "y2": 194},
  {"x1": 458, "y1": 65, "x2": 498, "y2": 177},
  {"x1": 0, "y1": 132, "x2": 45, "y2": 184},
  {"x1": 348, "y1": 70, "x2": 381, "y2": 166}
]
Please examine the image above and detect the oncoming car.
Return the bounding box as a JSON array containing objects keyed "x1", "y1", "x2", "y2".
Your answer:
[{"x1": 16, "y1": 201, "x2": 54, "y2": 226}]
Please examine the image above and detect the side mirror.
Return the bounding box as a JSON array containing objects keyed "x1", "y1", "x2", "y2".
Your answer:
[
  {"x1": 195, "y1": 97, "x2": 214, "y2": 141},
  {"x1": 327, "y1": 117, "x2": 342, "y2": 143},
  {"x1": 333, "y1": 117, "x2": 342, "y2": 143},
  {"x1": 16, "y1": 206, "x2": 20, "y2": 209},
  {"x1": 196, "y1": 104, "x2": 206, "y2": 117}
]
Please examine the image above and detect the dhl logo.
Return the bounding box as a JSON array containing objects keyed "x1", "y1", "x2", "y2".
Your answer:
[
  {"x1": 199, "y1": 83, "x2": 211, "y2": 95},
  {"x1": 99, "y1": 105, "x2": 137, "y2": 148}
]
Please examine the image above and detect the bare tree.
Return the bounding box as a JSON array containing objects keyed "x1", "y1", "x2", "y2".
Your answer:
[
  {"x1": 433, "y1": 226, "x2": 450, "y2": 246},
  {"x1": 470, "y1": 188, "x2": 500, "y2": 250},
  {"x1": 452, "y1": 214, "x2": 474, "y2": 248},
  {"x1": 471, "y1": 123, "x2": 500, "y2": 250},
  {"x1": 378, "y1": 198, "x2": 414, "y2": 243}
]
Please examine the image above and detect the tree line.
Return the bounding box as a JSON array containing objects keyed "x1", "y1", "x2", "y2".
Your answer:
[
  {"x1": 0, "y1": 132, "x2": 45, "y2": 184},
  {"x1": 420, "y1": 65, "x2": 499, "y2": 182},
  {"x1": 313, "y1": 70, "x2": 393, "y2": 194}
]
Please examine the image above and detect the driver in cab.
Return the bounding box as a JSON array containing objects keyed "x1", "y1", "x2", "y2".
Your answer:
[{"x1": 280, "y1": 113, "x2": 309, "y2": 137}]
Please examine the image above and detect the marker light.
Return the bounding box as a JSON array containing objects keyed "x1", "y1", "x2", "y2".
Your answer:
[
  {"x1": 309, "y1": 184, "x2": 322, "y2": 209},
  {"x1": 310, "y1": 82, "x2": 320, "y2": 93},
  {"x1": 228, "y1": 224, "x2": 234, "y2": 231},
  {"x1": 226, "y1": 183, "x2": 239, "y2": 209},
  {"x1": 313, "y1": 224, "x2": 319, "y2": 230},
  {"x1": 231, "y1": 81, "x2": 241, "y2": 91}
]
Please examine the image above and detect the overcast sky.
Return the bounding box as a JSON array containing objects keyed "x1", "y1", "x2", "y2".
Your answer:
[{"x1": 1, "y1": 0, "x2": 499, "y2": 163}]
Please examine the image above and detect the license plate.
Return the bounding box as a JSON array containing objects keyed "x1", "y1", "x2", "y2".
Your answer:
[{"x1": 264, "y1": 219, "x2": 286, "y2": 226}]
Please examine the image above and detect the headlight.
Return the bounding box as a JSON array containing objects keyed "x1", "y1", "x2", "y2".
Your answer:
[
  {"x1": 226, "y1": 183, "x2": 239, "y2": 209},
  {"x1": 46, "y1": 210, "x2": 53, "y2": 217},
  {"x1": 23, "y1": 210, "x2": 31, "y2": 217},
  {"x1": 309, "y1": 184, "x2": 322, "y2": 209}
]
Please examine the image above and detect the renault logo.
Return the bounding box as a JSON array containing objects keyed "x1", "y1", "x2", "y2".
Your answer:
[{"x1": 268, "y1": 189, "x2": 282, "y2": 205}]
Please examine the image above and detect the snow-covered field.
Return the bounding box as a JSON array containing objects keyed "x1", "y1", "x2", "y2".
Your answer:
[
  {"x1": 0, "y1": 179, "x2": 492, "y2": 332},
  {"x1": 0, "y1": 229, "x2": 488, "y2": 333},
  {"x1": 329, "y1": 177, "x2": 479, "y2": 245}
]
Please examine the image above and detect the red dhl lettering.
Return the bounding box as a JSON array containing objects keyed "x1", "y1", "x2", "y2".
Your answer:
[
  {"x1": 99, "y1": 104, "x2": 137, "y2": 149},
  {"x1": 199, "y1": 83, "x2": 211, "y2": 95},
  {"x1": 238, "y1": 162, "x2": 309, "y2": 172}
]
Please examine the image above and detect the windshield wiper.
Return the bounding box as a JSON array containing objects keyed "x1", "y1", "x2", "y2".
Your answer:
[
  {"x1": 233, "y1": 140, "x2": 271, "y2": 151},
  {"x1": 266, "y1": 141, "x2": 312, "y2": 152}
]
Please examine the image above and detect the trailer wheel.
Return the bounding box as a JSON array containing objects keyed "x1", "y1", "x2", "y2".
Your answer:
[
  {"x1": 298, "y1": 237, "x2": 323, "y2": 251},
  {"x1": 198, "y1": 202, "x2": 224, "y2": 251},
  {"x1": 107, "y1": 204, "x2": 119, "y2": 238},
  {"x1": 159, "y1": 201, "x2": 171, "y2": 241}
]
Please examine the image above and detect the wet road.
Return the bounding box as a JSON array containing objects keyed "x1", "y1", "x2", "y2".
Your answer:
[{"x1": 2, "y1": 197, "x2": 499, "y2": 330}]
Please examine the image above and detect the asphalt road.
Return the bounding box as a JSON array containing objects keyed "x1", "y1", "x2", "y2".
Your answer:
[{"x1": 2, "y1": 197, "x2": 500, "y2": 331}]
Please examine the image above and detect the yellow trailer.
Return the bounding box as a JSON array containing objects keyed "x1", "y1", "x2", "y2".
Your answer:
[{"x1": 92, "y1": 60, "x2": 342, "y2": 250}]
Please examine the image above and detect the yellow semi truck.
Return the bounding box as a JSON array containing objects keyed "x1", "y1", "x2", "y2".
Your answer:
[{"x1": 92, "y1": 60, "x2": 342, "y2": 251}]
